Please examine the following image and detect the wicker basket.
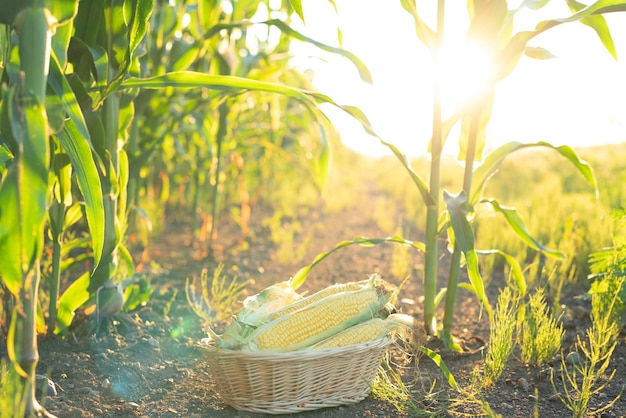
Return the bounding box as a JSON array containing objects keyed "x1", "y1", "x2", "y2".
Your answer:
[{"x1": 198, "y1": 338, "x2": 391, "y2": 414}]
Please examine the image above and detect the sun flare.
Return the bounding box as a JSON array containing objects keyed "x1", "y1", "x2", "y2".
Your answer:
[{"x1": 438, "y1": 40, "x2": 496, "y2": 114}]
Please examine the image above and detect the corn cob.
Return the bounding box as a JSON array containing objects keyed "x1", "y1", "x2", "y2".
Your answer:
[
  {"x1": 267, "y1": 278, "x2": 372, "y2": 321},
  {"x1": 310, "y1": 313, "x2": 415, "y2": 350},
  {"x1": 241, "y1": 285, "x2": 391, "y2": 352}
]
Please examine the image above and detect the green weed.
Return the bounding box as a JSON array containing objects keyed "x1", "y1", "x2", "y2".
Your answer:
[
  {"x1": 479, "y1": 287, "x2": 519, "y2": 388},
  {"x1": 520, "y1": 289, "x2": 564, "y2": 365},
  {"x1": 552, "y1": 282, "x2": 623, "y2": 418},
  {"x1": 371, "y1": 354, "x2": 448, "y2": 417}
]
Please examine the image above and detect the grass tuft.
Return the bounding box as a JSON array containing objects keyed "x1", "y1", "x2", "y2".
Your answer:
[
  {"x1": 479, "y1": 287, "x2": 519, "y2": 388},
  {"x1": 186, "y1": 263, "x2": 250, "y2": 323},
  {"x1": 520, "y1": 288, "x2": 564, "y2": 365}
]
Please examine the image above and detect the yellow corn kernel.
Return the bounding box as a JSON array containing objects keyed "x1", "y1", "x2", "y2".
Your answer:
[
  {"x1": 268, "y1": 279, "x2": 369, "y2": 321},
  {"x1": 243, "y1": 287, "x2": 387, "y2": 352},
  {"x1": 311, "y1": 313, "x2": 415, "y2": 350}
]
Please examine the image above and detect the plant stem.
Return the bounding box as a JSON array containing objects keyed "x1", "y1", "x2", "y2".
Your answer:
[
  {"x1": 47, "y1": 201, "x2": 65, "y2": 337},
  {"x1": 15, "y1": 6, "x2": 55, "y2": 416},
  {"x1": 423, "y1": 0, "x2": 445, "y2": 335},
  {"x1": 208, "y1": 101, "x2": 229, "y2": 254},
  {"x1": 442, "y1": 109, "x2": 480, "y2": 340}
]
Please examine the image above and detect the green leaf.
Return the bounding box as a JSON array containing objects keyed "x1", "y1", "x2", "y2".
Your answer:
[
  {"x1": 418, "y1": 346, "x2": 460, "y2": 390},
  {"x1": 55, "y1": 271, "x2": 91, "y2": 335},
  {"x1": 101, "y1": 0, "x2": 154, "y2": 103},
  {"x1": 481, "y1": 199, "x2": 565, "y2": 259},
  {"x1": 470, "y1": 141, "x2": 598, "y2": 206},
  {"x1": 444, "y1": 190, "x2": 492, "y2": 318},
  {"x1": 0, "y1": 143, "x2": 13, "y2": 164},
  {"x1": 48, "y1": 49, "x2": 92, "y2": 142},
  {"x1": 496, "y1": 1, "x2": 626, "y2": 80},
  {"x1": 119, "y1": 73, "x2": 389, "y2": 181},
  {"x1": 56, "y1": 121, "x2": 105, "y2": 268},
  {"x1": 0, "y1": 89, "x2": 49, "y2": 294},
  {"x1": 288, "y1": 0, "x2": 305, "y2": 23},
  {"x1": 566, "y1": 0, "x2": 617, "y2": 59},
  {"x1": 477, "y1": 249, "x2": 526, "y2": 296},
  {"x1": 290, "y1": 236, "x2": 425, "y2": 290}
]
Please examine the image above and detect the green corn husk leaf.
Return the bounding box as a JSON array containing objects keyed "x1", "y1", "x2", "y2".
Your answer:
[{"x1": 236, "y1": 279, "x2": 303, "y2": 326}]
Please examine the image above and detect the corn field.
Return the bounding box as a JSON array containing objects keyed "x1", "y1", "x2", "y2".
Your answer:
[{"x1": 1, "y1": 1, "x2": 626, "y2": 417}]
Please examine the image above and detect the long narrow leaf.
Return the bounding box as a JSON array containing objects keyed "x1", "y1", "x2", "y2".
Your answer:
[
  {"x1": 444, "y1": 191, "x2": 492, "y2": 318},
  {"x1": 497, "y1": 0, "x2": 626, "y2": 80},
  {"x1": 338, "y1": 104, "x2": 434, "y2": 206},
  {"x1": 120, "y1": 73, "x2": 431, "y2": 208},
  {"x1": 47, "y1": 50, "x2": 91, "y2": 146},
  {"x1": 470, "y1": 141, "x2": 598, "y2": 206},
  {"x1": 290, "y1": 236, "x2": 425, "y2": 290},
  {"x1": 418, "y1": 346, "x2": 460, "y2": 390},
  {"x1": 56, "y1": 121, "x2": 105, "y2": 268},
  {"x1": 55, "y1": 271, "x2": 91, "y2": 334},
  {"x1": 205, "y1": 19, "x2": 372, "y2": 84},
  {"x1": 482, "y1": 199, "x2": 565, "y2": 259},
  {"x1": 566, "y1": 0, "x2": 616, "y2": 58}
]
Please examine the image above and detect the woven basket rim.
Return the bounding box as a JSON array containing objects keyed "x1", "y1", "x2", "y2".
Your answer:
[
  {"x1": 196, "y1": 336, "x2": 391, "y2": 359},
  {"x1": 198, "y1": 337, "x2": 393, "y2": 414}
]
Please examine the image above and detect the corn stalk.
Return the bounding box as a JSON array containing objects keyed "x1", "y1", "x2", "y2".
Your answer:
[{"x1": 0, "y1": 6, "x2": 54, "y2": 416}]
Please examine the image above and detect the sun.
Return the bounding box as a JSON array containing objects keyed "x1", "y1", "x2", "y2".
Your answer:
[{"x1": 437, "y1": 40, "x2": 496, "y2": 115}]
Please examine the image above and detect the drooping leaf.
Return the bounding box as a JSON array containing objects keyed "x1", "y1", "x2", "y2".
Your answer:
[
  {"x1": 290, "y1": 236, "x2": 425, "y2": 290},
  {"x1": 470, "y1": 141, "x2": 598, "y2": 206},
  {"x1": 481, "y1": 199, "x2": 565, "y2": 259},
  {"x1": 497, "y1": 0, "x2": 626, "y2": 80},
  {"x1": 204, "y1": 19, "x2": 372, "y2": 84},
  {"x1": 519, "y1": 0, "x2": 552, "y2": 10},
  {"x1": 339, "y1": 104, "x2": 434, "y2": 207},
  {"x1": 566, "y1": 0, "x2": 617, "y2": 59}
]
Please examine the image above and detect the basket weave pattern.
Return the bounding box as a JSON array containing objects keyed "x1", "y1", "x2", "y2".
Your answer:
[{"x1": 200, "y1": 338, "x2": 390, "y2": 414}]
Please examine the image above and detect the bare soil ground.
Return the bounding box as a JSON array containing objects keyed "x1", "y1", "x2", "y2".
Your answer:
[{"x1": 2, "y1": 174, "x2": 625, "y2": 417}]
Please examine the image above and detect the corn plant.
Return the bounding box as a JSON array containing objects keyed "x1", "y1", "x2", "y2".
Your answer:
[
  {"x1": 373, "y1": 0, "x2": 626, "y2": 347},
  {"x1": 0, "y1": 3, "x2": 78, "y2": 415}
]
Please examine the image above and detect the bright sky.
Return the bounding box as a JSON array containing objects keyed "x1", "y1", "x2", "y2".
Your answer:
[{"x1": 289, "y1": 1, "x2": 626, "y2": 157}]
